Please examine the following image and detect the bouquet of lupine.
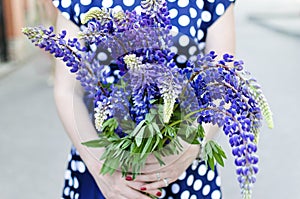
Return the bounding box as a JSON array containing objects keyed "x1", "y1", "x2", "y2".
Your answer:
[{"x1": 22, "y1": 0, "x2": 273, "y2": 198}]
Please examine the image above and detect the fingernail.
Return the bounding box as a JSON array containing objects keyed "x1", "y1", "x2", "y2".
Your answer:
[
  {"x1": 125, "y1": 176, "x2": 133, "y2": 181},
  {"x1": 140, "y1": 187, "x2": 147, "y2": 191},
  {"x1": 156, "y1": 191, "x2": 162, "y2": 197}
]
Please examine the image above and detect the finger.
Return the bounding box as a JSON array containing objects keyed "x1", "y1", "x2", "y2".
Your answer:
[
  {"x1": 120, "y1": 186, "x2": 153, "y2": 199},
  {"x1": 125, "y1": 180, "x2": 163, "y2": 198},
  {"x1": 127, "y1": 172, "x2": 166, "y2": 182},
  {"x1": 140, "y1": 178, "x2": 173, "y2": 190}
]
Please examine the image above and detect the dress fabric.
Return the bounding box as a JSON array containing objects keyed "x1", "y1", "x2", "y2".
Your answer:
[{"x1": 53, "y1": 0, "x2": 234, "y2": 198}]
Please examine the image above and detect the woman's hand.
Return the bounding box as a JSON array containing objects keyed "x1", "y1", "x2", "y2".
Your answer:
[
  {"x1": 128, "y1": 140, "x2": 200, "y2": 192},
  {"x1": 87, "y1": 158, "x2": 163, "y2": 198}
]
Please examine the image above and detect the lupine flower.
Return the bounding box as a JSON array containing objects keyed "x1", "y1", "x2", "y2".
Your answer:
[{"x1": 22, "y1": 0, "x2": 273, "y2": 197}]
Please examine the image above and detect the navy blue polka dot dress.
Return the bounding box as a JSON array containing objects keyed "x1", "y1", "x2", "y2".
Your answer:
[{"x1": 52, "y1": 0, "x2": 234, "y2": 198}]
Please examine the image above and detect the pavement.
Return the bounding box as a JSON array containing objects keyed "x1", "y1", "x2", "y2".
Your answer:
[{"x1": 1, "y1": 0, "x2": 300, "y2": 199}]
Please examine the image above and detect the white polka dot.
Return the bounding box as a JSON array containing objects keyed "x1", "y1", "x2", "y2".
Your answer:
[
  {"x1": 74, "y1": 193, "x2": 79, "y2": 199},
  {"x1": 170, "y1": 46, "x2": 178, "y2": 54},
  {"x1": 211, "y1": 190, "x2": 222, "y2": 199},
  {"x1": 189, "y1": 8, "x2": 197, "y2": 18},
  {"x1": 190, "y1": 26, "x2": 196, "y2": 36},
  {"x1": 61, "y1": 0, "x2": 71, "y2": 8},
  {"x1": 169, "y1": 8, "x2": 178, "y2": 19},
  {"x1": 178, "y1": 15, "x2": 190, "y2": 26},
  {"x1": 178, "y1": 0, "x2": 189, "y2": 7},
  {"x1": 208, "y1": 0, "x2": 215, "y2": 2},
  {"x1": 63, "y1": 187, "x2": 70, "y2": 196},
  {"x1": 198, "y1": 164, "x2": 207, "y2": 176},
  {"x1": 68, "y1": 177, "x2": 73, "y2": 186},
  {"x1": 170, "y1": 26, "x2": 179, "y2": 37},
  {"x1": 65, "y1": 170, "x2": 71, "y2": 179},
  {"x1": 216, "y1": 176, "x2": 221, "y2": 186},
  {"x1": 197, "y1": 19, "x2": 202, "y2": 27},
  {"x1": 123, "y1": 0, "x2": 135, "y2": 7},
  {"x1": 73, "y1": 177, "x2": 79, "y2": 189},
  {"x1": 134, "y1": 6, "x2": 143, "y2": 14},
  {"x1": 74, "y1": 3, "x2": 80, "y2": 16},
  {"x1": 180, "y1": 190, "x2": 190, "y2": 199},
  {"x1": 52, "y1": 0, "x2": 59, "y2": 7},
  {"x1": 74, "y1": 17, "x2": 79, "y2": 24},
  {"x1": 196, "y1": 0, "x2": 204, "y2": 9},
  {"x1": 177, "y1": 55, "x2": 187, "y2": 63},
  {"x1": 102, "y1": 0, "x2": 113, "y2": 8},
  {"x1": 62, "y1": 12, "x2": 70, "y2": 20},
  {"x1": 171, "y1": 183, "x2": 180, "y2": 194},
  {"x1": 113, "y1": 5, "x2": 123, "y2": 12},
  {"x1": 186, "y1": 174, "x2": 194, "y2": 186},
  {"x1": 159, "y1": 189, "x2": 166, "y2": 198},
  {"x1": 179, "y1": 35, "x2": 189, "y2": 47},
  {"x1": 191, "y1": 162, "x2": 197, "y2": 170},
  {"x1": 178, "y1": 171, "x2": 187, "y2": 180},
  {"x1": 70, "y1": 190, "x2": 74, "y2": 199},
  {"x1": 167, "y1": 0, "x2": 176, "y2": 2},
  {"x1": 168, "y1": 197, "x2": 174, "y2": 199},
  {"x1": 90, "y1": 43, "x2": 98, "y2": 52},
  {"x1": 188, "y1": 46, "x2": 197, "y2": 55},
  {"x1": 193, "y1": 179, "x2": 203, "y2": 191},
  {"x1": 216, "y1": 3, "x2": 225, "y2": 15},
  {"x1": 189, "y1": 55, "x2": 197, "y2": 62},
  {"x1": 80, "y1": 0, "x2": 92, "y2": 6},
  {"x1": 202, "y1": 11, "x2": 212, "y2": 22},
  {"x1": 68, "y1": 153, "x2": 72, "y2": 161},
  {"x1": 106, "y1": 76, "x2": 115, "y2": 83},
  {"x1": 198, "y1": 42, "x2": 206, "y2": 50},
  {"x1": 190, "y1": 195, "x2": 197, "y2": 199},
  {"x1": 113, "y1": 70, "x2": 120, "y2": 76},
  {"x1": 71, "y1": 160, "x2": 77, "y2": 171},
  {"x1": 97, "y1": 52, "x2": 108, "y2": 61},
  {"x1": 202, "y1": 185, "x2": 211, "y2": 196},
  {"x1": 207, "y1": 170, "x2": 215, "y2": 181},
  {"x1": 197, "y1": 30, "x2": 204, "y2": 40}
]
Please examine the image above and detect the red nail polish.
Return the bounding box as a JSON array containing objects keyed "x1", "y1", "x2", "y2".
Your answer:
[
  {"x1": 125, "y1": 176, "x2": 133, "y2": 181},
  {"x1": 140, "y1": 187, "x2": 147, "y2": 191},
  {"x1": 156, "y1": 191, "x2": 162, "y2": 197}
]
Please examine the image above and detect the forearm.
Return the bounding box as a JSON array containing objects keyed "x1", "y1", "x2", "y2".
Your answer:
[
  {"x1": 53, "y1": 13, "x2": 105, "y2": 167},
  {"x1": 54, "y1": 82, "x2": 104, "y2": 166}
]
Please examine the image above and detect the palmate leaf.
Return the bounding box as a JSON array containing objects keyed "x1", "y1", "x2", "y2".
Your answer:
[{"x1": 203, "y1": 140, "x2": 227, "y2": 170}]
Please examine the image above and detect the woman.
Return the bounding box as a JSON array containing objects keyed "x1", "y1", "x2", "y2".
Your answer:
[{"x1": 53, "y1": 0, "x2": 235, "y2": 198}]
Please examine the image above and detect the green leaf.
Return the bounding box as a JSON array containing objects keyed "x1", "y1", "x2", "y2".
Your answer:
[
  {"x1": 208, "y1": 156, "x2": 215, "y2": 171},
  {"x1": 213, "y1": 151, "x2": 224, "y2": 167},
  {"x1": 153, "y1": 151, "x2": 165, "y2": 166},
  {"x1": 121, "y1": 139, "x2": 132, "y2": 150},
  {"x1": 152, "y1": 135, "x2": 161, "y2": 151},
  {"x1": 197, "y1": 125, "x2": 205, "y2": 139},
  {"x1": 135, "y1": 126, "x2": 146, "y2": 147},
  {"x1": 141, "y1": 137, "x2": 153, "y2": 158},
  {"x1": 82, "y1": 139, "x2": 108, "y2": 148},
  {"x1": 152, "y1": 123, "x2": 161, "y2": 133},
  {"x1": 131, "y1": 120, "x2": 146, "y2": 137},
  {"x1": 149, "y1": 99, "x2": 158, "y2": 104}
]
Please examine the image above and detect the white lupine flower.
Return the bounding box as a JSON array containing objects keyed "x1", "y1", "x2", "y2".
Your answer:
[
  {"x1": 94, "y1": 100, "x2": 112, "y2": 131},
  {"x1": 113, "y1": 10, "x2": 125, "y2": 21},
  {"x1": 158, "y1": 73, "x2": 182, "y2": 123},
  {"x1": 123, "y1": 54, "x2": 142, "y2": 70}
]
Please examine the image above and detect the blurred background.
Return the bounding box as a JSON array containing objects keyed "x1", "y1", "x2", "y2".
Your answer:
[{"x1": 0, "y1": 0, "x2": 300, "y2": 198}]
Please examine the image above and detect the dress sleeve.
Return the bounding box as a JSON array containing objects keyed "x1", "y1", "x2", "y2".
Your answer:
[
  {"x1": 199, "y1": 0, "x2": 235, "y2": 41},
  {"x1": 52, "y1": 0, "x2": 80, "y2": 26}
]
